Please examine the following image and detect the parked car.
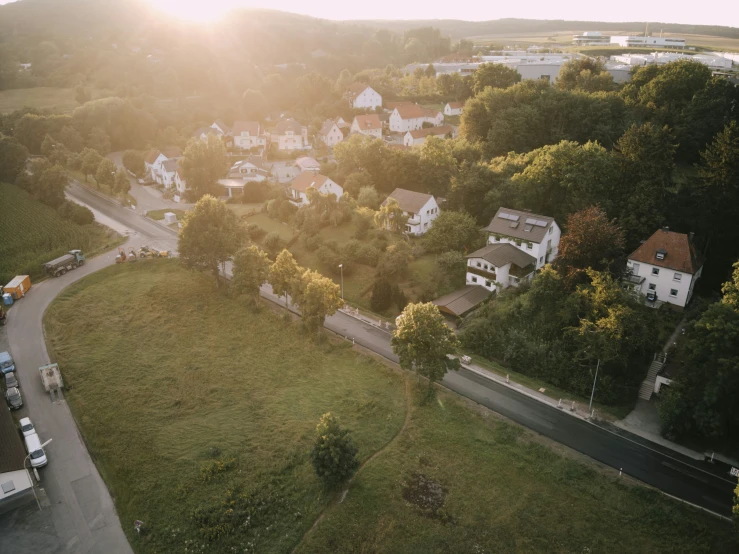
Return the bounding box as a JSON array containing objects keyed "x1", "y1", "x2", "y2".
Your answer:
[
  {"x1": 19, "y1": 417, "x2": 36, "y2": 437},
  {"x1": 0, "y1": 351, "x2": 15, "y2": 374},
  {"x1": 25, "y1": 433, "x2": 48, "y2": 468},
  {"x1": 6, "y1": 386, "x2": 22, "y2": 409},
  {"x1": 4, "y1": 371, "x2": 19, "y2": 389}
]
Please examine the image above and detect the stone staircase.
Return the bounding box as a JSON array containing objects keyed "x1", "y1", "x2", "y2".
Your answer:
[{"x1": 638, "y1": 353, "x2": 666, "y2": 401}]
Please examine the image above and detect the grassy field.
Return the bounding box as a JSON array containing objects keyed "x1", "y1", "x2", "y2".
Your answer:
[
  {"x1": 0, "y1": 182, "x2": 122, "y2": 284},
  {"x1": 0, "y1": 87, "x2": 80, "y2": 113},
  {"x1": 44, "y1": 262, "x2": 736, "y2": 553}
]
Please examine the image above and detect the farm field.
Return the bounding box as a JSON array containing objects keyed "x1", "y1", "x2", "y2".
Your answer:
[
  {"x1": 0, "y1": 182, "x2": 122, "y2": 284},
  {"x1": 44, "y1": 262, "x2": 738, "y2": 553},
  {"x1": 0, "y1": 87, "x2": 81, "y2": 113}
]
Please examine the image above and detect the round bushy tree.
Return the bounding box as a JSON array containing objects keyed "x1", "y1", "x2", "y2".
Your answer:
[{"x1": 310, "y1": 413, "x2": 359, "y2": 487}]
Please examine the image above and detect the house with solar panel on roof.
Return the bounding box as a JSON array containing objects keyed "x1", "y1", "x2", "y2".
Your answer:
[{"x1": 465, "y1": 208, "x2": 561, "y2": 291}]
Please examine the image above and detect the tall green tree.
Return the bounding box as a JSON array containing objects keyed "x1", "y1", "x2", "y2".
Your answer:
[
  {"x1": 310, "y1": 413, "x2": 359, "y2": 487},
  {"x1": 296, "y1": 269, "x2": 343, "y2": 333},
  {"x1": 0, "y1": 136, "x2": 29, "y2": 183},
  {"x1": 179, "y1": 135, "x2": 228, "y2": 200},
  {"x1": 178, "y1": 195, "x2": 240, "y2": 286},
  {"x1": 392, "y1": 302, "x2": 460, "y2": 390},
  {"x1": 374, "y1": 198, "x2": 407, "y2": 233},
  {"x1": 80, "y1": 148, "x2": 102, "y2": 182},
  {"x1": 95, "y1": 158, "x2": 117, "y2": 190},
  {"x1": 423, "y1": 210, "x2": 480, "y2": 254},
  {"x1": 472, "y1": 63, "x2": 521, "y2": 94},
  {"x1": 556, "y1": 58, "x2": 613, "y2": 92},
  {"x1": 269, "y1": 249, "x2": 302, "y2": 309},
  {"x1": 122, "y1": 150, "x2": 145, "y2": 177},
  {"x1": 231, "y1": 245, "x2": 271, "y2": 307},
  {"x1": 114, "y1": 169, "x2": 130, "y2": 195}
]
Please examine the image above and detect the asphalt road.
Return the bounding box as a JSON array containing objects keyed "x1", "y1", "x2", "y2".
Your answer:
[{"x1": 3, "y1": 180, "x2": 734, "y2": 554}]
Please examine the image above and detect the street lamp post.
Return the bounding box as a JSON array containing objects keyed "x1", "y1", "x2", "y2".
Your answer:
[
  {"x1": 338, "y1": 264, "x2": 344, "y2": 301},
  {"x1": 24, "y1": 438, "x2": 52, "y2": 511},
  {"x1": 588, "y1": 359, "x2": 600, "y2": 413}
]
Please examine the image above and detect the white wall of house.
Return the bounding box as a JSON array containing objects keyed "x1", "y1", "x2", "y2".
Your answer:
[
  {"x1": 389, "y1": 110, "x2": 444, "y2": 133},
  {"x1": 288, "y1": 178, "x2": 344, "y2": 207},
  {"x1": 626, "y1": 259, "x2": 701, "y2": 307},
  {"x1": 233, "y1": 133, "x2": 266, "y2": 151},
  {"x1": 487, "y1": 222, "x2": 561, "y2": 269},
  {"x1": 174, "y1": 172, "x2": 187, "y2": 196},
  {"x1": 276, "y1": 130, "x2": 308, "y2": 150},
  {"x1": 321, "y1": 123, "x2": 343, "y2": 147},
  {"x1": 146, "y1": 153, "x2": 168, "y2": 184},
  {"x1": 161, "y1": 169, "x2": 176, "y2": 188},
  {"x1": 402, "y1": 197, "x2": 439, "y2": 235},
  {"x1": 352, "y1": 86, "x2": 382, "y2": 109},
  {"x1": 444, "y1": 104, "x2": 463, "y2": 116},
  {"x1": 403, "y1": 133, "x2": 423, "y2": 147},
  {"x1": 466, "y1": 258, "x2": 505, "y2": 291}
]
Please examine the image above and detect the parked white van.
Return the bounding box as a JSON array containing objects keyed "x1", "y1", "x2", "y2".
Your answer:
[{"x1": 25, "y1": 433, "x2": 48, "y2": 468}]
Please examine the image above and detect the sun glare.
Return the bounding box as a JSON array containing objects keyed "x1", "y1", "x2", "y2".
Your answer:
[{"x1": 148, "y1": 0, "x2": 240, "y2": 23}]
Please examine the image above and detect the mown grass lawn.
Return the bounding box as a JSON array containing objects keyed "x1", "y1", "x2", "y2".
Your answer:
[
  {"x1": 0, "y1": 87, "x2": 80, "y2": 113},
  {"x1": 0, "y1": 182, "x2": 122, "y2": 284},
  {"x1": 44, "y1": 262, "x2": 736, "y2": 553}
]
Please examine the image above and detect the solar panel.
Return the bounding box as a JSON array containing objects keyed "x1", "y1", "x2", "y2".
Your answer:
[
  {"x1": 525, "y1": 218, "x2": 537, "y2": 225},
  {"x1": 524, "y1": 224, "x2": 533, "y2": 232},
  {"x1": 499, "y1": 212, "x2": 520, "y2": 222},
  {"x1": 534, "y1": 220, "x2": 548, "y2": 227}
]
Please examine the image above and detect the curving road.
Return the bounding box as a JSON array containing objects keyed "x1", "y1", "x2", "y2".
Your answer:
[{"x1": 2, "y1": 180, "x2": 734, "y2": 554}]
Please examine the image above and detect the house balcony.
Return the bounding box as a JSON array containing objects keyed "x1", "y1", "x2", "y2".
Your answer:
[
  {"x1": 467, "y1": 266, "x2": 497, "y2": 281},
  {"x1": 406, "y1": 215, "x2": 421, "y2": 225},
  {"x1": 509, "y1": 264, "x2": 535, "y2": 278}
]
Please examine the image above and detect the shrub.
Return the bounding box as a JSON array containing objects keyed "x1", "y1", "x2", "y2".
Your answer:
[
  {"x1": 57, "y1": 200, "x2": 94, "y2": 225},
  {"x1": 356, "y1": 243, "x2": 381, "y2": 267},
  {"x1": 263, "y1": 232, "x2": 285, "y2": 256},
  {"x1": 371, "y1": 279, "x2": 393, "y2": 312},
  {"x1": 317, "y1": 245, "x2": 341, "y2": 272},
  {"x1": 310, "y1": 413, "x2": 359, "y2": 487},
  {"x1": 245, "y1": 223, "x2": 266, "y2": 241},
  {"x1": 302, "y1": 234, "x2": 323, "y2": 252}
]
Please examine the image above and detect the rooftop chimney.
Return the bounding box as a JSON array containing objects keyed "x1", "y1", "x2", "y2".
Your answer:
[{"x1": 662, "y1": 226, "x2": 670, "y2": 233}]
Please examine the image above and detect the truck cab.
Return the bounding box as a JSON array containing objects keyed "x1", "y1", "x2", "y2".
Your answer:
[{"x1": 69, "y1": 250, "x2": 86, "y2": 264}]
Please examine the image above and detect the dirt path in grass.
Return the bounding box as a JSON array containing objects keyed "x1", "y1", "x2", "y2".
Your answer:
[{"x1": 291, "y1": 376, "x2": 413, "y2": 553}]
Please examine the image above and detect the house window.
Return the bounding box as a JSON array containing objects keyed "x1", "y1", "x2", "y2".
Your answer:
[
  {"x1": 673, "y1": 273, "x2": 682, "y2": 282},
  {"x1": 485, "y1": 281, "x2": 491, "y2": 288},
  {"x1": 651, "y1": 268, "x2": 660, "y2": 276},
  {"x1": 476, "y1": 262, "x2": 481, "y2": 267},
  {"x1": 648, "y1": 283, "x2": 656, "y2": 291},
  {"x1": 493, "y1": 236, "x2": 499, "y2": 242},
  {"x1": 669, "y1": 289, "x2": 678, "y2": 297},
  {"x1": 549, "y1": 227, "x2": 553, "y2": 234},
  {"x1": 471, "y1": 276, "x2": 478, "y2": 283},
  {"x1": 539, "y1": 257, "x2": 543, "y2": 263},
  {"x1": 526, "y1": 243, "x2": 532, "y2": 250}
]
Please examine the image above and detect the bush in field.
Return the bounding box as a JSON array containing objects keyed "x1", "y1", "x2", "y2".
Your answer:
[
  {"x1": 263, "y1": 232, "x2": 285, "y2": 257},
  {"x1": 310, "y1": 413, "x2": 359, "y2": 487},
  {"x1": 371, "y1": 279, "x2": 393, "y2": 312},
  {"x1": 58, "y1": 200, "x2": 94, "y2": 225}
]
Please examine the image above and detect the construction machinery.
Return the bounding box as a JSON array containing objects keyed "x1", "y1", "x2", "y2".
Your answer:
[
  {"x1": 39, "y1": 363, "x2": 63, "y2": 402},
  {"x1": 138, "y1": 245, "x2": 169, "y2": 258},
  {"x1": 115, "y1": 247, "x2": 127, "y2": 263},
  {"x1": 44, "y1": 250, "x2": 86, "y2": 277},
  {"x1": 127, "y1": 247, "x2": 138, "y2": 262}
]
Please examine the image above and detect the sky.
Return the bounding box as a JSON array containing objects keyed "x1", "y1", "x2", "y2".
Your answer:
[
  {"x1": 145, "y1": 0, "x2": 736, "y2": 27},
  {"x1": 0, "y1": 0, "x2": 736, "y2": 28}
]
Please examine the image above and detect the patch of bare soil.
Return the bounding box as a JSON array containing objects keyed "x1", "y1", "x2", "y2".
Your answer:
[{"x1": 402, "y1": 472, "x2": 454, "y2": 524}]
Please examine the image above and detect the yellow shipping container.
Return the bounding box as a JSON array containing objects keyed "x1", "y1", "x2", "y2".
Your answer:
[{"x1": 4, "y1": 275, "x2": 31, "y2": 300}]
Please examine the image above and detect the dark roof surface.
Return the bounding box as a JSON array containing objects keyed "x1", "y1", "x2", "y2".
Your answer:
[
  {"x1": 383, "y1": 188, "x2": 434, "y2": 214},
  {"x1": 628, "y1": 229, "x2": 702, "y2": 274},
  {"x1": 432, "y1": 285, "x2": 492, "y2": 317},
  {"x1": 482, "y1": 207, "x2": 555, "y2": 243},
  {"x1": 467, "y1": 243, "x2": 536, "y2": 269},
  {"x1": 0, "y1": 406, "x2": 26, "y2": 473},
  {"x1": 231, "y1": 121, "x2": 261, "y2": 136}
]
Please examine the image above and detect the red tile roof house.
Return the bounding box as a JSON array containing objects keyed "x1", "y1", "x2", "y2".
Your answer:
[
  {"x1": 318, "y1": 119, "x2": 344, "y2": 147},
  {"x1": 350, "y1": 114, "x2": 383, "y2": 139},
  {"x1": 444, "y1": 101, "x2": 465, "y2": 116},
  {"x1": 625, "y1": 227, "x2": 703, "y2": 308},
  {"x1": 388, "y1": 104, "x2": 444, "y2": 133},
  {"x1": 287, "y1": 173, "x2": 344, "y2": 207},
  {"x1": 403, "y1": 125, "x2": 455, "y2": 147}
]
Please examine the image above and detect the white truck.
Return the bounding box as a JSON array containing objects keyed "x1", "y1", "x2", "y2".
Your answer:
[{"x1": 39, "y1": 363, "x2": 64, "y2": 401}]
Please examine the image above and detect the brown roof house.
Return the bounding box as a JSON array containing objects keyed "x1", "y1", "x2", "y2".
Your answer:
[
  {"x1": 388, "y1": 104, "x2": 444, "y2": 132},
  {"x1": 482, "y1": 207, "x2": 561, "y2": 270},
  {"x1": 382, "y1": 188, "x2": 440, "y2": 236},
  {"x1": 403, "y1": 124, "x2": 455, "y2": 147},
  {"x1": 344, "y1": 83, "x2": 382, "y2": 109},
  {"x1": 287, "y1": 173, "x2": 344, "y2": 207},
  {"x1": 350, "y1": 114, "x2": 383, "y2": 139},
  {"x1": 626, "y1": 227, "x2": 703, "y2": 307}
]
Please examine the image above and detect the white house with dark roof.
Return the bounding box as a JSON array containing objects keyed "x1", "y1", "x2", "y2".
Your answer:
[
  {"x1": 403, "y1": 125, "x2": 455, "y2": 147},
  {"x1": 287, "y1": 173, "x2": 343, "y2": 206},
  {"x1": 382, "y1": 188, "x2": 440, "y2": 235},
  {"x1": 160, "y1": 159, "x2": 180, "y2": 188},
  {"x1": 144, "y1": 146, "x2": 182, "y2": 185},
  {"x1": 174, "y1": 169, "x2": 187, "y2": 200},
  {"x1": 318, "y1": 119, "x2": 343, "y2": 147},
  {"x1": 344, "y1": 83, "x2": 382, "y2": 109},
  {"x1": 231, "y1": 121, "x2": 267, "y2": 151},
  {"x1": 389, "y1": 105, "x2": 444, "y2": 133},
  {"x1": 271, "y1": 119, "x2": 309, "y2": 150},
  {"x1": 227, "y1": 156, "x2": 269, "y2": 182},
  {"x1": 625, "y1": 228, "x2": 703, "y2": 307},
  {"x1": 482, "y1": 208, "x2": 561, "y2": 269},
  {"x1": 465, "y1": 243, "x2": 538, "y2": 291},
  {"x1": 212, "y1": 120, "x2": 230, "y2": 135},
  {"x1": 351, "y1": 114, "x2": 383, "y2": 138}
]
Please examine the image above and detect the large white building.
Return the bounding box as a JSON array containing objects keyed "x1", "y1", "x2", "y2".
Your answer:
[
  {"x1": 344, "y1": 83, "x2": 382, "y2": 110},
  {"x1": 271, "y1": 119, "x2": 309, "y2": 151},
  {"x1": 609, "y1": 35, "x2": 686, "y2": 49},
  {"x1": 625, "y1": 228, "x2": 703, "y2": 308},
  {"x1": 482, "y1": 208, "x2": 561, "y2": 270},
  {"x1": 572, "y1": 31, "x2": 611, "y2": 46},
  {"x1": 389, "y1": 105, "x2": 444, "y2": 133},
  {"x1": 317, "y1": 119, "x2": 344, "y2": 147},
  {"x1": 382, "y1": 188, "x2": 439, "y2": 235}
]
